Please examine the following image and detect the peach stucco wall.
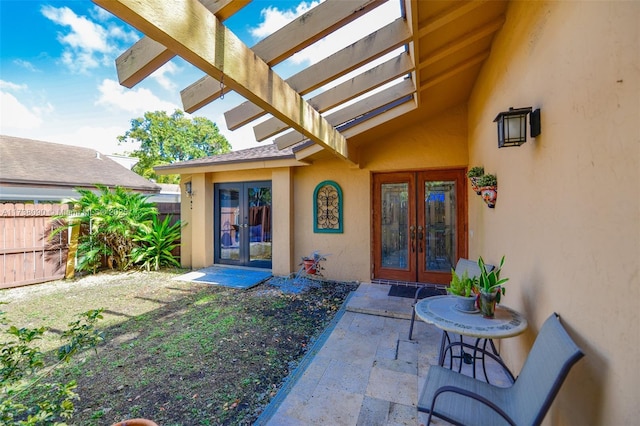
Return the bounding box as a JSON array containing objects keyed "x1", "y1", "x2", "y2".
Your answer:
[
  {"x1": 467, "y1": 1, "x2": 639, "y2": 424},
  {"x1": 179, "y1": 106, "x2": 468, "y2": 281},
  {"x1": 291, "y1": 105, "x2": 468, "y2": 282}
]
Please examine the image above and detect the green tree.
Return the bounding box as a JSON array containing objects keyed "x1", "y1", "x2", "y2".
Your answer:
[{"x1": 118, "y1": 109, "x2": 232, "y2": 184}]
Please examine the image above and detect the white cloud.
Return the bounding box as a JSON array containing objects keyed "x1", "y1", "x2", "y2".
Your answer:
[
  {"x1": 52, "y1": 124, "x2": 135, "y2": 155},
  {"x1": 0, "y1": 91, "x2": 44, "y2": 130},
  {"x1": 95, "y1": 79, "x2": 179, "y2": 115},
  {"x1": 90, "y1": 5, "x2": 118, "y2": 23},
  {"x1": 150, "y1": 62, "x2": 180, "y2": 92},
  {"x1": 250, "y1": 1, "x2": 321, "y2": 41},
  {"x1": 0, "y1": 80, "x2": 27, "y2": 91},
  {"x1": 41, "y1": 5, "x2": 137, "y2": 73},
  {"x1": 13, "y1": 60, "x2": 38, "y2": 72}
]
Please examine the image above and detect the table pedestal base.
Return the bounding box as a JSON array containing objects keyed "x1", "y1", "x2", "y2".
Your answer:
[{"x1": 438, "y1": 331, "x2": 516, "y2": 384}]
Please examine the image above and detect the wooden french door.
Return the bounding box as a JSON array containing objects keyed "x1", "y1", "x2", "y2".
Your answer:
[
  {"x1": 214, "y1": 181, "x2": 272, "y2": 268},
  {"x1": 372, "y1": 169, "x2": 467, "y2": 284}
]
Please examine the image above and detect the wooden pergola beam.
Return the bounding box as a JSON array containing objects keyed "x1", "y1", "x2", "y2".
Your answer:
[
  {"x1": 225, "y1": 17, "x2": 412, "y2": 130},
  {"x1": 254, "y1": 52, "x2": 414, "y2": 141},
  {"x1": 180, "y1": 0, "x2": 386, "y2": 113},
  {"x1": 420, "y1": 51, "x2": 490, "y2": 90},
  {"x1": 276, "y1": 78, "x2": 416, "y2": 149},
  {"x1": 341, "y1": 95, "x2": 417, "y2": 139},
  {"x1": 419, "y1": 17, "x2": 504, "y2": 69},
  {"x1": 115, "y1": 0, "x2": 247, "y2": 88},
  {"x1": 93, "y1": 0, "x2": 354, "y2": 163},
  {"x1": 406, "y1": 0, "x2": 421, "y2": 106},
  {"x1": 417, "y1": 0, "x2": 489, "y2": 39}
]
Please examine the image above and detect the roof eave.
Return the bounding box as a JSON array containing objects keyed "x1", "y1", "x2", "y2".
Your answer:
[{"x1": 154, "y1": 156, "x2": 308, "y2": 175}]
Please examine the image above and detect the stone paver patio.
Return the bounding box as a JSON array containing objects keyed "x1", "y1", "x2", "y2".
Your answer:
[{"x1": 257, "y1": 283, "x2": 512, "y2": 425}]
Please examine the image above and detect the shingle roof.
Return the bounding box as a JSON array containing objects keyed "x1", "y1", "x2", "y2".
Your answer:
[
  {"x1": 0, "y1": 135, "x2": 159, "y2": 192},
  {"x1": 155, "y1": 142, "x2": 300, "y2": 171}
]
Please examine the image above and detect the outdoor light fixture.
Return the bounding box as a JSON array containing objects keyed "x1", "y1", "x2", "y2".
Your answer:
[
  {"x1": 494, "y1": 107, "x2": 541, "y2": 148},
  {"x1": 184, "y1": 181, "x2": 193, "y2": 197}
]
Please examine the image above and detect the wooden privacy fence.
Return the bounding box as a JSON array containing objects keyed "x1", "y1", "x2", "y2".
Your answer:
[
  {"x1": 0, "y1": 203, "x2": 69, "y2": 289},
  {"x1": 0, "y1": 202, "x2": 182, "y2": 289}
]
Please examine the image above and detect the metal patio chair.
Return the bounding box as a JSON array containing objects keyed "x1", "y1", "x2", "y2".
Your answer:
[{"x1": 418, "y1": 313, "x2": 584, "y2": 426}]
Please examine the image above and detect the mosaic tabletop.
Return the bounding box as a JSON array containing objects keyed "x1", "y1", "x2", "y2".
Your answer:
[{"x1": 415, "y1": 295, "x2": 528, "y2": 339}]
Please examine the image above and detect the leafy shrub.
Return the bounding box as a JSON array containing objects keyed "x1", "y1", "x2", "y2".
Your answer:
[
  {"x1": 132, "y1": 215, "x2": 183, "y2": 271},
  {"x1": 0, "y1": 307, "x2": 104, "y2": 425},
  {"x1": 53, "y1": 185, "x2": 183, "y2": 273}
]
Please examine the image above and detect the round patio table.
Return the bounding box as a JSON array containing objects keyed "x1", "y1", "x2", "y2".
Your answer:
[{"x1": 415, "y1": 295, "x2": 528, "y2": 383}]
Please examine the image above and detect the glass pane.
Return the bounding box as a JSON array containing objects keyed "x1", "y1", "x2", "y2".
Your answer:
[
  {"x1": 381, "y1": 183, "x2": 409, "y2": 269},
  {"x1": 248, "y1": 185, "x2": 272, "y2": 262},
  {"x1": 424, "y1": 181, "x2": 456, "y2": 272},
  {"x1": 219, "y1": 188, "x2": 240, "y2": 261}
]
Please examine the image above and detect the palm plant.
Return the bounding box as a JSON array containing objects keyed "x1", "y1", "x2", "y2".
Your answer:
[
  {"x1": 477, "y1": 255, "x2": 508, "y2": 296},
  {"x1": 52, "y1": 185, "x2": 157, "y2": 272},
  {"x1": 132, "y1": 215, "x2": 182, "y2": 271}
]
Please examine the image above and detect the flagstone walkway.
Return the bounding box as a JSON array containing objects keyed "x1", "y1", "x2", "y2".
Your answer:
[{"x1": 257, "y1": 283, "x2": 512, "y2": 425}]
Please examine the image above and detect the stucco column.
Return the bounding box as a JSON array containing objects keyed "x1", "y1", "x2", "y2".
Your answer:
[
  {"x1": 179, "y1": 177, "x2": 193, "y2": 268},
  {"x1": 271, "y1": 168, "x2": 293, "y2": 275},
  {"x1": 190, "y1": 173, "x2": 213, "y2": 269}
]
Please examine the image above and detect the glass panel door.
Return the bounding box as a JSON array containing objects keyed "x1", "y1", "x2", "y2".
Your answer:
[
  {"x1": 418, "y1": 170, "x2": 466, "y2": 284},
  {"x1": 424, "y1": 180, "x2": 456, "y2": 272},
  {"x1": 373, "y1": 170, "x2": 467, "y2": 284},
  {"x1": 215, "y1": 181, "x2": 272, "y2": 268},
  {"x1": 217, "y1": 185, "x2": 241, "y2": 262},
  {"x1": 373, "y1": 173, "x2": 416, "y2": 282},
  {"x1": 247, "y1": 184, "x2": 272, "y2": 266},
  {"x1": 381, "y1": 183, "x2": 409, "y2": 269}
]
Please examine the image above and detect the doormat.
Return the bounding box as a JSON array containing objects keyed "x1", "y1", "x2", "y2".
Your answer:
[
  {"x1": 387, "y1": 285, "x2": 446, "y2": 299},
  {"x1": 174, "y1": 266, "x2": 272, "y2": 289}
]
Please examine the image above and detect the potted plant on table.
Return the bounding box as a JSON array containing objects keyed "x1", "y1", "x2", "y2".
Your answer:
[
  {"x1": 467, "y1": 166, "x2": 485, "y2": 195},
  {"x1": 448, "y1": 269, "x2": 478, "y2": 312},
  {"x1": 476, "y1": 255, "x2": 508, "y2": 318}
]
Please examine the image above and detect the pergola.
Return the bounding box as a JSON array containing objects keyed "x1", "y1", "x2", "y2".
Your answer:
[{"x1": 93, "y1": 0, "x2": 507, "y2": 167}]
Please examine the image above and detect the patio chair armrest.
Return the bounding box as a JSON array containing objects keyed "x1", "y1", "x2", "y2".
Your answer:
[{"x1": 428, "y1": 385, "x2": 516, "y2": 426}]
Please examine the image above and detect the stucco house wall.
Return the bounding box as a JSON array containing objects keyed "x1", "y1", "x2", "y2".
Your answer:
[
  {"x1": 290, "y1": 105, "x2": 468, "y2": 282},
  {"x1": 175, "y1": 106, "x2": 468, "y2": 282},
  {"x1": 467, "y1": 1, "x2": 639, "y2": 424}
]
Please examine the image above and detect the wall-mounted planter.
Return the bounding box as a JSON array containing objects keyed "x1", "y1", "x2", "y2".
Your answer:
[
  {"x1": 467, "y1": 166, "x2": 484, "y2": 195},
  {"x1": 476, "y1": 174, "x2": 498, "y2": 208},
  {"x1": 480, "y1": 185, "x2": 498, "y2": 208}
]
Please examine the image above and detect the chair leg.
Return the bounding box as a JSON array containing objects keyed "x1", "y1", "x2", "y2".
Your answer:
[
  {"x1": 408, "y1": 286, "x2": 427, "y2": 340},
  {"x1": 409, "y1": 309, "x2": 417, "y2": 340}
]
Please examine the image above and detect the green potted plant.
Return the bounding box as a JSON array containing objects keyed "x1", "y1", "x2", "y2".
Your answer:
[
  {"x1": 448, "y1": 269, "x2": 478, "y2": 312},
  {"x1": 476, "y1": 174, "x2": 498, "y2": 208},
  {"x1": 467, "y1": 166, "x2": 484, "y2": 194},
  {"x1": 476, "y1": 255, "x2": 508, "y2": 318}
]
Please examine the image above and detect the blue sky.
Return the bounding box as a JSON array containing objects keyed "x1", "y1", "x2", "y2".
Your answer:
[{"x1": 0, "y1": 0, "x2": 400, "y2": 155}]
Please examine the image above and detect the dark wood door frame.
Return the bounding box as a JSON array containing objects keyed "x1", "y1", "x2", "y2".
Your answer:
[{"x1": 372, "y1": 169, "x2": 468, "y2": 285}]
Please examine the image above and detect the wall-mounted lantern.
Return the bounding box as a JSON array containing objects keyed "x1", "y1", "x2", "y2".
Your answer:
[
  {"x1": 494, "y1": 107, "x2": 541, "y2": 148},
  {"x1": 184, "y1": 181, "x2": 193, "y2": 197}
]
